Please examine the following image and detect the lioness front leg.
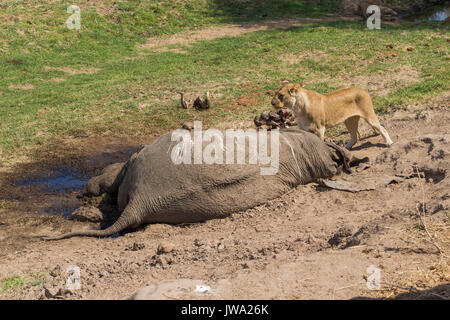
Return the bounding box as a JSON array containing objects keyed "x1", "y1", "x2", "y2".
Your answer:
[
  {"x1": 306, "y1": 125, "x2": 325, "y2": 140},
  {"x1": 344, "y1": 116, "x2": 360, "y2": 150}
]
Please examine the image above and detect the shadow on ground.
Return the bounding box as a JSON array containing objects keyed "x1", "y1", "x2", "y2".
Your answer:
[{"x1": 353, "y1": 283, "x2": 450, "y2": 300}]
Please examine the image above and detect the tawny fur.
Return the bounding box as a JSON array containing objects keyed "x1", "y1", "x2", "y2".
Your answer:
[{"x1": 271, "y1": 83, "x2": 393, "y2": 149}]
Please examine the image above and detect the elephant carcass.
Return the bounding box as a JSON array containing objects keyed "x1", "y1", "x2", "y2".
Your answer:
[{"x1": 45, "y1": 128, "x2": 352, "y2": 239}]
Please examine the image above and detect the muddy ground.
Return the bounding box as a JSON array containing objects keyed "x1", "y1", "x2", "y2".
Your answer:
[{"x1": 0, "y1": 102, "x2": 449, "y2": 300}]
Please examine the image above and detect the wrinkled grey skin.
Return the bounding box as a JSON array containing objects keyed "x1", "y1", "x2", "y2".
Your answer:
[{"x1": 45, "y1": 129, "x2": 351, "y2": 240}]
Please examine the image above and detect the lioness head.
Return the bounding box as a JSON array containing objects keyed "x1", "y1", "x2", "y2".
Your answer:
[{"x1": 270, "y1": 82, "x2": 302, "y2": 109}]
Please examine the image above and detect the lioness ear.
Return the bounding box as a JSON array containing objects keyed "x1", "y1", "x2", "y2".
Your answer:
[
  {"x1": 288, "y1": 87, "x2": 298, "y2": 96},
  {"x1": 280, "y1": 80, "x2": 289, "y2": 86},
  {"x1": 266, "y1": 90, "x2": 275, "y2": 96}
]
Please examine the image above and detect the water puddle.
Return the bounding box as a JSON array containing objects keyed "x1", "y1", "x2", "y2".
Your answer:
[
  {"x1": 404, "y1": 5, "x2": 449, "y2": 22},
  {"x1": 109, "y1": 233, "x2": 122, "y2": 239},
  {"x1": 44, "y1": 205, "x2": 80, "y2": 219},
  {"x1": 16, "y1": 166, "x2": 90, "y2": 193}
]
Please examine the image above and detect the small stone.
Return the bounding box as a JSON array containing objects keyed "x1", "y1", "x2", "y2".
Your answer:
[
  {"x1": 54, "y1": 288, "x2": 73, "y2": 299},
  {"x1": 67, "y1": 206, "x2": 103, "y2": 223},
  {"x1": 44, "y1": 287, "x2": 57, "y2": 299},
  {"x1": 193, "y1": 239, "x2": 204, "y2": 247},
  {"x1": 149, "y1": 255, "x2": 163, "y2": 267},
  {"x1": 163, "y1": 256, "x2": 174, "y2": 265},
  {"x1": 49, "y1": 265, "x2": 62, "y2": 278},
  {"x1": 126, "y1": 242, "x2": 145, "y2": 251},
  {"x1": 157, "y1": 242, "x2": 175, "y2": 254},
  {"x1": 182, "y1": 122, "x2": 194, "y2": 131},
  {"x1": 305, "y1": 233, "x2": 317, "y2": 244}
]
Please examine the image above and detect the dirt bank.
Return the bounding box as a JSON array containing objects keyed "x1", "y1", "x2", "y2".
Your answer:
[{"x1": 340, "y1": 0, "x2": 448, "y2": 20}]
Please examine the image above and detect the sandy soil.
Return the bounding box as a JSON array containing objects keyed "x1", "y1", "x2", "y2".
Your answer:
[
  {"x1": 138, "y1": 16, "x2": 360, "y2": 52},
  {"x1": 0, "y1": 102, "x2": 449, "y2": 300}
]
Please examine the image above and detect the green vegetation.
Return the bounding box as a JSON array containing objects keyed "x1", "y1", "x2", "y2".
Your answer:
[
  {"x1": 0, "y1": 1, "x2": 448, "y2": 160},
  {"x1": 0, "y1": 274, "x2": 46, "y2": 292},
  {"x1": 0, "y1": 275, "x2": 27, "y2": 292},
  {"x1": 29, "y1": 273, "x2": 46, "y2": 286}
]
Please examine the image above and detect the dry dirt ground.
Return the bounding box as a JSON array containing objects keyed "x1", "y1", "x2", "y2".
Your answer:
[
  {"x1": 0, "y1": 102, "x2": 449, "y2": 300},
  {"x1": 138, "y1": 16, "x2": 360, "y2": 53}
]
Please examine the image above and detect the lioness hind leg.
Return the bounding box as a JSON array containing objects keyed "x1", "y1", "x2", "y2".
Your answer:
[
  {"x1": 363, "y1": 114, "x2": 393, "y2": 146},
  {"x1": 344, "y1": 116, "x2": 360, "y2": 149}
]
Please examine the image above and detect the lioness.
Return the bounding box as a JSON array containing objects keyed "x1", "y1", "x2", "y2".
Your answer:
[{"x1": 271, "y1": 82, "x2": 393, "y2": 149}]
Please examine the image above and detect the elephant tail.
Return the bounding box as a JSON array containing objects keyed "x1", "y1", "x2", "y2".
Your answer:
[{"x1": 42, "y1": 199, "x2": 144, "y2": 240}]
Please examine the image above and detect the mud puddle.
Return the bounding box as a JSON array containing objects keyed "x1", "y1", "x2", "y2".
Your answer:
[
  {"x1": 43, "y1": 204, "x2": 81, "y2": 219},
  {"x1": 1, "y1": 138, "x2": 148, "y2": 220},
  {"x1": 16, "y1": 166, "x2": 89, "y2": 193}
]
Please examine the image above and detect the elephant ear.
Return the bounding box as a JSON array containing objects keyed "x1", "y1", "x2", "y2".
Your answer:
[{"x1": 324, "y1": 141, "x2": 353, "y2": 174}]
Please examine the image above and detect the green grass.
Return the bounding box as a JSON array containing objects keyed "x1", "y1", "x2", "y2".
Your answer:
[
  {"x1": 0, "y1": 275, "x2": 27, "y2": 292},
  {"x1": 0, "y1": 274, "x2": 47, "y2": 292},
  {"x1": 0, "y1": 1, "x2": 449, "y2": 161},
  {"x1": 29, "y1": 273, "x2": 46, "y2": 287}
]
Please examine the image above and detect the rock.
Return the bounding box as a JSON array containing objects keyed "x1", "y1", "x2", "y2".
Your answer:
[
  {"x1": 54, "y1": 288, "x2": 73, "y2": 299},
  {"x1": 305, "y1": 233, "x2": 317, "y2": 244},
  {"x1": 182, "y1": 122, "x2": 194, "y2": 131},
  {"x1": 49, "y1": 265, "x2": 62, "y2": 278},
  {"x1": 157, "y1": 242, "x2": 175, "y2": 254},
  {"x1": 384, "y1": 51, "x2": 398, "y2": 58},
  {"x1": 328, "y1": 226, "x2": 353, "y2": 247},
  {"x1": 126, "y1": 242, "x2": 145, "y2": 251},
  {"x1": 44, "y1": 287, "x2": 56, "y2": 299},
  {"x1": 43, "y1": 287, "x2": 72, "y2": 299},
  {"x1": 416, "y1": 110, "x2": 432, "y2": 122},
  {"x1": 67, "y1": 206, "x2": 103, "y2": 223},
  {"x1": 163, "y1": 256, "x2": 174, "y2": 265},
  {"x1": 193, "y1": 239, "x2": 203, "y2": 247},
  {"x1": 149, "y1": 254, "x2": 173, "y2": 267},
  {"x1": 329, "y1": 224, "x2": 380, "y2": 249}
]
